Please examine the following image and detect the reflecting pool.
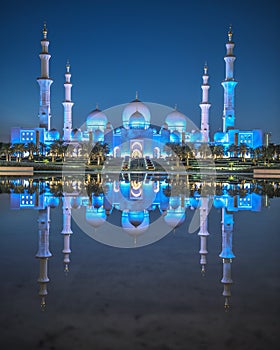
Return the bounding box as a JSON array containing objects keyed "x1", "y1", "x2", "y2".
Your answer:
[{"x1": 0, "y1": 173, "x2": 279, "y2": 349}]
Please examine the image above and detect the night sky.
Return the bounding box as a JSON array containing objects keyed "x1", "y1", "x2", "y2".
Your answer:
[{"x1": 0, "y1": 0, "x2": 279, "y2": 142}]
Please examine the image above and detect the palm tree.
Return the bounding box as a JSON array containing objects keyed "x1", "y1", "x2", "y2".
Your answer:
[
  {"x1": 227, "y1": 144, "x2": 239, "y2": 158},
  {"x1": 25, "y1": 142, "x2": 38, "y2": 160},
  {"x1": 39, "y1": 142, "x2": 47, "y2": 156},
  {"x1": 198, "y1": 143, "x2": 211, "y2": 159},
  {"x1": 1, "y1": 142, "x2": 13, "y2": 161},
  {"x1": 239, "y1": 143, "x2": 249, "y2": 162},
  {"x1": 12, "y1": 143, "x2": 25, "y2": 162},
  {"x1": 212, "y1": 145, "x2": 225, "y2": 159}
]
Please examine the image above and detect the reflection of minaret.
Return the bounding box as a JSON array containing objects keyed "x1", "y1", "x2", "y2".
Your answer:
[
  {"x1": 200, "y1": 64, "x2": 211, "y2": 142},
  {"x1": 61, "y1": 195, "x2": 73, "y2": 273},
  {"x1": 219, "y1": 207, "x2": 235, "y2": 309},
  {"x1": 35, "y1": 206, "x2": 52, "y2": 310},
  {"x1": 37, "y1": 23, "x2": 53, "y2": 130},
  {"x1": 222, "y1": 26, "x2": 238, "y2": 132},
  {"x1": 198, "y1": 197, "x2": 210, "y2": 275},
  {"x1": 62, "y1": 61, "x2": 74, "y2": 141}
]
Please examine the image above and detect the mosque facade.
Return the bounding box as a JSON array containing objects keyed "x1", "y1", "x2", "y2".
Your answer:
[{"x1": 10, "y1": 24, "x2": 263, "y2": 157}]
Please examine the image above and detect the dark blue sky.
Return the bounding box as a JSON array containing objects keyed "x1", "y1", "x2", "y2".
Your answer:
[{"x1": 0, "y1": 0, "x2": 279, "y2": 142}]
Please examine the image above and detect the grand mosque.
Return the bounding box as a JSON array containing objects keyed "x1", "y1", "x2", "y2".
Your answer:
[{"x1": 10, "y1": 24, "x2": 263, "y2": 156}]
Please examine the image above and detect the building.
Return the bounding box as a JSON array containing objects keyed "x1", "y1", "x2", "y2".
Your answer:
[{"x1": 10, "y1": 24, "x2": 263, "y2": 157}]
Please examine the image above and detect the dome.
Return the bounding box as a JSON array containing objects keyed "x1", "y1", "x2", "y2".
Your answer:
[
  {"x1": 86, "y1": 108, "x2": 108, "y2": 131},
  {"x1": 46, "y1": 128, "x2": 60, "y2": 141},
  {"x1": 129, "y1": 111, "x2": 146, "y2": 129},
  {"x1": 71, "y1": 128, "x2": 83, "y2": 141},
  {"x1": 165, "y1": 110, "x2": 187, "y2": 131},
  {"x1": 122, "y1": 97, "x2": 151, "y2": 129}
]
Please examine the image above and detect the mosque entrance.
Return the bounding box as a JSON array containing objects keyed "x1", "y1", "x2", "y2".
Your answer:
[{"x1": 130, "y1": 140, "x2": 143, "y2": 158}]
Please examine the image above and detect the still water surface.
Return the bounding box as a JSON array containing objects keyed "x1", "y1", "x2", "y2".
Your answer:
[{"x1": 0, "y1": 174, "x2": 279, "y2": 349}]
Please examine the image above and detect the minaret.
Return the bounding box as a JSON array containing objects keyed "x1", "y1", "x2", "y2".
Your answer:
[
  {"x1": 35, "y1": 206, "x2": 52, "y2": 310},
  {"x1": 198, "y1": 197, "x2": 210, "y2": 275},
  {"x1": 219, "y1": 207, "x2": 235, "y2": 309},
  {"x1": 200, "y1": 64, "x2": 211, "y2": 142},
  {"x1": 222, "y1": 26, "x2": 238, "y2": 132},
  {"x1": 62, "y1": 61, "x2": 74, "y2": 141},
  {"x1": 37, "y1": 23, "x2": 53, "y2": 130},
  {"x1": 61, "y1": 195, "x2": 73, "y2": 272}
]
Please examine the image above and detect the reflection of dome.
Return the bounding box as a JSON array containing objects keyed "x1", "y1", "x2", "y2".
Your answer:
[
  {"x1": 129, "y1": 111, "x2": 145, "y2": 129},
  {"x1": 86, "y1": 207, "x2": 106, "y2": 228},
  {"x1": 128, "y1": 211, "x2": 144, "y2": 227},
  {"x1": 47, "y1": 128, "x2": 60, "y2": 141},
  {"x1": 86, "y1": 108, "x2": 108, "y2": 131},
  {"x1": 122, "y1": 97, "x2": 151, "y2": 129},
  {"x1": 71, "y1": 128, "x2": 82, "y2": 141},
  {"x1": 165, "y1": 110, "x2": 187, "y2": 130},
  {"x1": 122, "y1": 210, "x2": 149, "y2": 234},
  {"x1": 164, "y1": 210, "x2": 186, "y2": 228}
]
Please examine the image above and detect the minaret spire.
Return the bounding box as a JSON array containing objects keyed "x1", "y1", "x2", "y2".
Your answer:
[
  {"x1": 222, "y1": 25, "x2": 238, "y2": 132},
  {"x1": 62, "y1": 60, "x2": 74, "y2": 141},
  {"x1": 200, "y1": 63, "x2": 211, "y2": 142},
  {"x1": 37, "y1": 23, "x2": 53, "y2": 130}
]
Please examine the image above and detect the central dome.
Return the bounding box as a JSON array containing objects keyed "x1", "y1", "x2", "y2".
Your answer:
[
  {"x1": 122, "y1": 96, "x2": 151, "y2": 129},
  {"x1": 129, "y1": 111, "x2": 146, "y2": 129}
]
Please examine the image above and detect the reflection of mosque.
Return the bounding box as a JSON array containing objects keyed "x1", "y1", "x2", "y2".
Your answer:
[{"x1": 9, "y1": 176, "x2": 264, "y2": 309}]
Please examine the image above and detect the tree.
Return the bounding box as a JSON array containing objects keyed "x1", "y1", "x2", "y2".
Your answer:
[
  {"x1": 227, "y1": 144, "x2": 239, "y2": 158},
  {"x1": 12, "y1": 143, "x2": 25, "y2": 162},
  {"x1": 0, "y1": 142, "x2": 13, "y2": 161},
  {"x1": 212, "y1": 145, "x2": 225, "y2": 159},
  {"x1": 25, "y1": 142, "x2": 38, "y2": 160},
  {"x1": 239, "y1": 143, "x2": 249, "y2": 162}
]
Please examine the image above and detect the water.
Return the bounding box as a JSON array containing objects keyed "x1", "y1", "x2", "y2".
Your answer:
[{"x1": 0, "y1": 174, "x2": 279, "y2": 349}]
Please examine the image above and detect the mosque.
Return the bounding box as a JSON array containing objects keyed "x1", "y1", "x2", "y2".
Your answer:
[{"x1": 10, "y1": 24, "x2": 263, "y2": 157}]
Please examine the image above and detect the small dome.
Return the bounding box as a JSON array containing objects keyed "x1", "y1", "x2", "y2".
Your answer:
[
  {"x1": 129, "y1": 111, "x2": 146, "y2": 129},
  {"x1": 71, "y1": 128, "x2": 83, "y2": 141},
  {"x1": 165, "y1": 110, "x2": 187, "y2": 130},
  {"x1": 86, "y1": 108, "x2": 108, "y2": 130}
]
